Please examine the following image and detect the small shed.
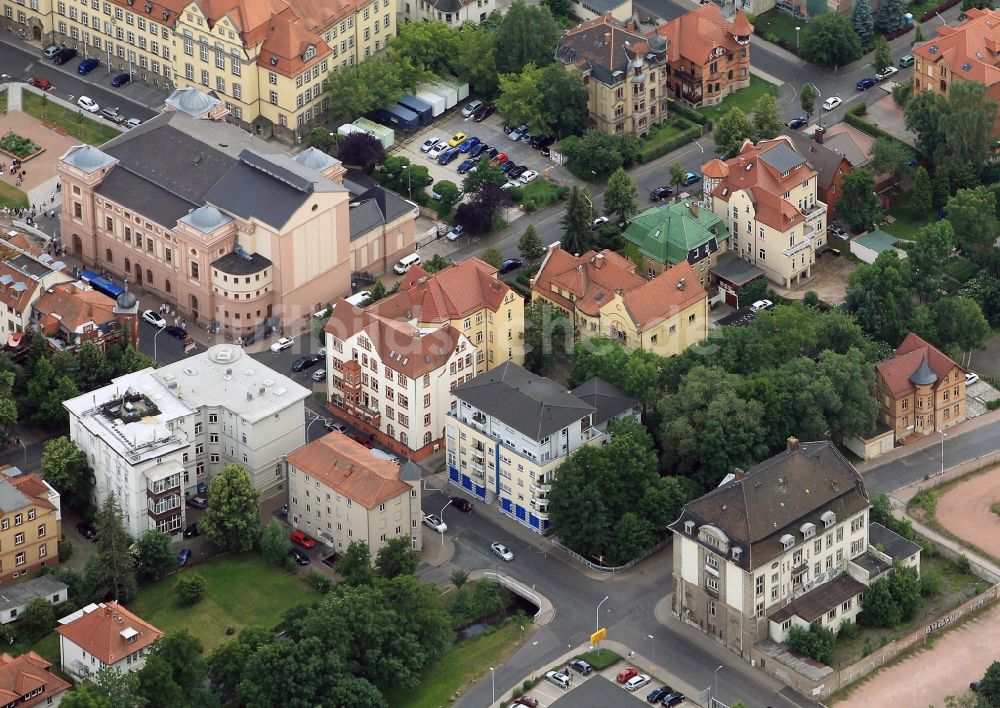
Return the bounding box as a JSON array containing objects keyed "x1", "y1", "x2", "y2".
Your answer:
[
  {"x1": 353, "y1": 117, "x2": 394, "y2": 150},
  {"x1": 850, "y1": 229, "x2": 908, "y2": 265}
]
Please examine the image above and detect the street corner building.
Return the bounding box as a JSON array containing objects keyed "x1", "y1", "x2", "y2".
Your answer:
[
  {"x1": 322, "y1": 258, "x2": 524, "y2": 460},
  {"x1": 446, "y1": 362, "x2": 639, "y2": 533}
]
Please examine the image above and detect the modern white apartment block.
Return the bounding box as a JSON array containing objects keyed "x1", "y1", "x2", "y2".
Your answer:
[{"x1": 64, "y1": 344, "x2": 308, "y2": 537}]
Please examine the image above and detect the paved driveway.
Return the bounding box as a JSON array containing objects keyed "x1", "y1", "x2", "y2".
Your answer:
[{"x1": 774, "y1": 250, "x2": 855, "y2": 304}]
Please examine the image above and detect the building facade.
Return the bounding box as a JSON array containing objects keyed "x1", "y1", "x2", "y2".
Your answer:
[
  {"x1": 532, "y1": 246, "x2": 709, "y2": 358},
  {"x1": 669, "y1": 439, "x2": 916, "y2": 657},
  {"x1": 324, "y1": 259, "x2": 523, "y2": 459},
  {"x1": 0, "y1": 576, "x2": 69, "y2": 625},
  {"x1": 286, "y1": 431, "x2": 422, "y2": 553},
  {"x1": 447, "y1": 362, "x2": 638, "y2": 532},
  {"x1": 702, "y1": 137, "x2": 827, "y2": 287},
  {"x1": 622, "y1": 199, "x2": 730, "y2": 283},
  {"x1": 4, "y1": 0, "x2": 393, "y2": 141},
  {"x1": 0, "y1": 250, "x2": 73, "y2": 345},
  {"x1": 64, "y1": 344, "x2": 308, "y2": 537},
  {"x1": 875, "y1": 333, "x2": 967, "y2": 441},
  {"x1": 32, "y1": 284, "x2": 139, "y2": 354},
  {"x1": 0, "y1": 468, "x2": 61, "y2": 585},
  {"x1": 0, "y1": 651, "x2": 70, "y2": 706},
  {"x1": 57, "y1": 602, "x2": 163, "y2": 682},
  {"x1": 400, "y1": 0, "x2": 494, "y2": 26}
]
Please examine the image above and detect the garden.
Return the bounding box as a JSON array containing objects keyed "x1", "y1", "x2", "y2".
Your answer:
[
  {"x1": 0, "y1": 182, "x2": 28, "y2": 210},
  {"x1": 21, "y1": 91, "x2": 121, "y2": 145},
  {"x1": 637, "y1": 116, "x2": 702, "y2": 164},
  {"x1": 752, "y1": 9, "x2": 805, "y2": 54},
  {"x1": 698, "y1": 74, "x2": 780, "y2": 124},
  {"x1": 0, "y1": 132, "x2": 42, "y2": 159}
]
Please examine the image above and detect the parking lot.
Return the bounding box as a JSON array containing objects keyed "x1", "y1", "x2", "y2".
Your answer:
[
  {"x1": 395, "y1": 106, "x2": 570, "y2": 188},
  {"x1": 509, "y1": 661, "x2": 694, "y2": 707}
]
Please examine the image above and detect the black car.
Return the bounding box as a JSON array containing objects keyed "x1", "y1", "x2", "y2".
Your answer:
[
  {"x1": 786, "y1": 116, "x2": 807, "y2": 129},
  {"x1": 472, "y1": 104, "x2": 495, "y2": 122},
  {"x1": 650, "y1": 186, "x2": 673, "y2": 201},
  {"x1": 76, "y1": 521, "x2": 97, "y2": 540},
  {"x1": 486, "y1": 146, "x2": 499, "y2": 159},
  {"x1": 661, "y1": 692, "x2": 685, "y2": 707},
  {"x1": 54, "y1": 48, "x2": 77, "y2": 65},
  {"x1": 163, "y1": 325, "x2": 187, "y2": 339},
  {"x1": 530, "y1": 135, "x2": 555, "y2": 149},
  {"x1": 508, "y1": 165, "x2": 528, "y2": 179},
  {"x1": 183, "y1": 522, "x2": 200, "y2": 538},
  {"x1": 568, "y1": 659, "x2": 593, "y2": 675},
  {"x1": 499, "y1": 258, "x2": 523, "y2": 275},
  {"x1": 502, "y1": 123, "x2": 514, "y2": 134},
  {"x1": 449, "y1": 496, "x2": 473, "y2": 513},
  {"x1": 289, "y1": 548, "x2": 310, "y2": 566},
  {"x1": 647, "y1": 686, "x2": 673, "y2": 703},
  {"x1": 291, "y1": 355, "x2": 320, "y2": 372}
]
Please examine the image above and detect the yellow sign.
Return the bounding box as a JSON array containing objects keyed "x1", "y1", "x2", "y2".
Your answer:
[{"x1": 590, "y1": 628, "x2": 607, "y2": 644}]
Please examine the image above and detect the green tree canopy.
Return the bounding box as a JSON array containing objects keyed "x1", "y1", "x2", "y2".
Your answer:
[
  {"x1": 132, "y1": 531, "x2": 174, "y2": 583},
  {"x1": 977, "y1": 661, "x2": 1000, "y2": 707},
  {"x1": 875, "y1": 0, "x2": 906, "y2": 33},
  {"x1": 198, "y1": 464, "x2": 261, "y2": 552},
  {"x1": 871, "y1": 136, "x2": 913, "y2": 182},
  {"x1": 374, "y1": 536, "x2": 420, "y2": 579},
  {"x1": 909, "y1": 220, "x2": 954, "y2": 302},
  {"x1": 799, "y1": 13, "x2": 862, "y2": 67},
  {"x1": 518, "y1": 224, "x2": 545, "y2": 262},
  {"x1": 494, "y1": 1, "x2": 561, "y2": 74},
  {"x1": 873, "y1": 35, "x2": 893, "y2": 74},
  {"x1": 800, "y1": 83, "x2": 819, "y2": 119},
  {"x1": 560, "y1": 186, "x2": 595, "y2": 256},
  {"x1": 910, "y1": 165, "x2": 932, "y2": 215},
  {"x1": 336, "y1": 541, "x2": 375, "y2": 586},
  {"x1": 713, "y1": 107, "x2": 754, "y2": 157},
  {"x1": 41, "y1": 436, "x2": 94, "y2": 512},
  {"x1": 260, "y1": 519, "x2": 291, "y2": 567},
  {"x1": 845, "y1": 250, "x2": 915, "y2": 346},
  {"x1": 522, "y1": 300, "x2": 572, "y2": 375},
  {"x1": 931, "y1": 296, "x2": 991, "y2": 353},
  {"x1": 945, "y1": 80, "x2": 998, "y2": 175},
  {"x1": 84, "y1": 495, "x2": 137, "y2": 603},
  {"x1": 905, "y1": 90, "x2": 949, "y2": 162},
  {"x1": 602, "y1": 168, "x2": 639, "y2": 224},
  {"x1": 752, "y1": 93, "x2": 782, "y2": 140},
  {"x1": 851, "y1": 0, "x2": 874, "y2": 45},
  {"x1": 838, "y1": 168, "x2": 882, "y2": 231},
  {"x1": 947, "y1": 186, "x2": 1000, "y2": 250}
]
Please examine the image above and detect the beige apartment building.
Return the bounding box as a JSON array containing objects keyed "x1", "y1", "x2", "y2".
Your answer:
[
  {"x1": 702, "y1": 137, "x2": 827, "y2": 287},
  {"x1": 287, "y1": 431, "x2": 422, "y2": 553},
  {"x1": 0, "y1": 467, "x2": 61, "y2": 585},
  {"x1": 3, "y1": 0, "x2": 392, "y2": 141}
]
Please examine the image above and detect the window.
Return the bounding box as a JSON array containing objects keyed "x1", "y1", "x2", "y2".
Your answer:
[
  {"x1": 14, "y1": 533, "x2": 23, "y2": 545},
  {"x1": 209, "y1": 413, "x2": 218, "y2": 423},
  {"x1": 37, "y1": 524, "x2": 45, "y2": 538},
  {"x1": 191, "y1": 262, "x2": 199, "y2": 280},
  {"x1": 706, "y1": 576, "x2": 719, "y2": 592},
  {"x1": 755, "y1": 575, "x2": 764, "y2": 596},
  {"x1": 14, "y1": 514, "x2": 21, "y2": 526},
  {"x1": 210, "y1": 454, "x2": 220, "y2": 463},
  {"x1": 15, "y1": 553, "x2": 24, "y2": 567},
  {"x1": 708, "y1": 600, "x2": 716, "y2": 617}
]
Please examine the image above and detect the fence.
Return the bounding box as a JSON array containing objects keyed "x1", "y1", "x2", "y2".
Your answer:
[{"x1": 549, "y1": 537, "x2": 671, "y2": 573}]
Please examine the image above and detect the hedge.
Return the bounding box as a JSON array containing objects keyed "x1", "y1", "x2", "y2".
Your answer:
[
  {"x1": 637, "y1": 121, "x2": 702, "y2": 164},
  {"x1": 667, "y1": 100, "x2": 711, "y2": 128}
]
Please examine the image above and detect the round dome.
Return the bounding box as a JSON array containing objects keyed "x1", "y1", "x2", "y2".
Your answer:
[
  {"x1": 296, "y1": 147, "x2": 338, "y2": 171},
  {"x1": 173, "y1": 87, "x2": 217, "y2": 114},
  {"x1": 116, "y1": 291, "x2": 137, "y2": 310},
  {"x1": 72, "y1": 146, "x2": 110, "y2": 171},
  {"x1": 189, "y1": 206, "x2": 227, "y2": 230}
]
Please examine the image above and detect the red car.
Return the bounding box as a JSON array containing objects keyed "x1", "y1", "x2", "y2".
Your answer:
[
  {"x1": 511, "y1": 697, "x2": 537, "y2": 708},
  {"x1": 290, "y1": 530, "x2": 316, "y2": 549},
  {"x1": 489, "y1": 152, "x2": 508, "y2": 168},
  {"x1": 29, "y1": 77, "x2": 52, "y2": 90},
  {"x1": 616, "y1": 667, "x2": 638, "y2": 684},
  {"x1": 348, "y1": 433, "x2": 374, "y2": 448}
]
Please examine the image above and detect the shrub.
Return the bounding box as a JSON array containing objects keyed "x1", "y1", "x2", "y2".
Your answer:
[
  {"x1": 788, "y1": 622, "x2": 836, "y2": 665},
  {"x1": 58, "y1": 540, "x2": 74, "y2": 562},
  {"x1": 862, "y1": 638, "x2": 875, "y2": 656},
  {"x1": 838, "y1": 619, "x2": 860, "y2": 640},
  {"x1": 920, "y1": 568, "x2": 943, "y2": 597},
  {"x1": 306, "y1": 570, "x2": 333, "y2": 594},
  {"x1": 847, "y1": 102, "x2": 867, "y2": 116},
  {"x1": 957, "y1": 555, "x2": 972, "y2": 574},
  {"x1": 175, "y1": 573, "x2": 207, "y2": 605},
  {"x1": 667, "y1": 100, "x2": 711, "y2": 128}
]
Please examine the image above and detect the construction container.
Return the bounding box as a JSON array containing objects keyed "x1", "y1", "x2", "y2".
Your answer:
[
  {"x1": 353, "y1": 117, "x2": 394, "y2": 150},
  {"x1": 415, "y1": 89, "x2": 446, "y2": 117},
  {"x1": 371, "y1": 104, "x2": 420, "y2": 131},
  {"x1": 423, "y1": 81, "x2": 457, "y2": 109},
  {"x1": 440, "y1": 75, "x2": 470, "y2": 101},
  {"x1": 397, "y1": 94, "x2": 433, "y2": 124},
  {"x1": 337, "y1": 123, "x2": 366, "y2": 138}
]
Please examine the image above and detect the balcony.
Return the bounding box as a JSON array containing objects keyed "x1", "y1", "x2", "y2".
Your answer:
[
  {"x1": 530, "y1": 483, "x2": 550, "y2": 494},
  {"x1": 801, "y1": 202, "x2": 827, "y2": 222},
  {"x1": 782, "y1": 232, "x2": 815, "y2": 258}
]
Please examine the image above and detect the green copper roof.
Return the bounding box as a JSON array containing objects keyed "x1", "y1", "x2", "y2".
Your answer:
[{"x1": 622, "y1": 201, "x2": 729, "y2": 265}]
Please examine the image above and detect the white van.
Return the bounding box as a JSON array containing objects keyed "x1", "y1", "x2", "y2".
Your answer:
[{"x1": 393, "y1": 253, "x2": 421, "y2": 275}]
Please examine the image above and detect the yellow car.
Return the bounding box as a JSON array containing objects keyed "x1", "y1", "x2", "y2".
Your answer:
[{"x1": 448, "y1": 132, "x2": 467, "y2": 147}]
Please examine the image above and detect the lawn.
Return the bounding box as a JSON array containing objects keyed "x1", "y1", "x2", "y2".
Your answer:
[
  {"x1": 752, "y1": 9, "x2": 804, "y2": 52},
  {"x1": 30, "y1": 632, "x2": 61, "y2": 668},
  {"x1": 516, "y1": 178, "x2": 565, "y2": 211},
  {"x1": 638, "y1": 117, "x2": 701, "y2": 163},
  {"x1": 383, "y1": 621, "x2": 530, "y2": 708},
  {"x1": 0, "y1": 181, "x2": 28, "y2": 210},
  {"x1": 127, "y1": 553, "x2": 321, "y2": 652},
  {"x1": 21, "y1": 91, "x2": 121, "y2": 145},
  {"x1": 698, "y1": 74, "x2": 780, "y2": 123},
  {"x1": 884, "y1": 198, "x2": 934, "y2": 241},
  {"x1": 574, "y1": 648, "x2": 622, "y2": 671}
]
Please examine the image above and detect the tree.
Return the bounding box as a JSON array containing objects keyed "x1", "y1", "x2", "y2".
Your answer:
[
  {"x1": 932, "y1": 296, "x2": 991, "y2": 353},
  {"x1": 455, "y1": 202, "x2": 493, "y2": 234},
  {"x1": 324, "y1": 54, "x2": 429, "y2": 124},
  {"x1": 174, "y1": 573, "x2": 207, "y2": 605},
  {"x1": 433, "y1": 179, "x2": 460, "y2": 210},
  {"x1": 75, "y1": 341, "x2": 115, "y2": 392},
  {"x1": 713, "y1": 107, "x2": 754, "y2": 157},
  {"x1": 978, "y1": 661, "x2": 1000, "y2": 707},
  {"x1": 374, "y1": 536, "x2": 420, "y2": 579},
  {"x1": 521, "y1": 300, "x2": 572, "y2": 375},
  {"x1": 133, "y1": 531, "x2": 174, "y2": 583},
  {"x1": 450, "y1": 24, "x2": 498, "y2": 96},
  {"x1": 562, "y1": 130, "x2": 633, "y2": 176},
  {"x1": 845, "y1": 250, "x2": 915, "y2": 346},
  {"x1": 336, "y1": 541, "x2": 375, "y2": 585},
  {"x1": 947, "y1": 186, "x2": 1000, "y2": 250},
  {"x1": 887, "y1": 561, "x2": 923, "y2": 621},
  {"x1": 861, "y1": 576, "x2": 902, "y2": 627},
  {"x1": 838, "y1": 168, "x2": 882, "y2": 231},
  {"x1": 876, "y1": 0, "x2": 906, "y2": 33},
  {"x1": 945, "y1": 79, "x2": 998, "y2": 175},
  {"x1": 541, "y1": 0, "x2": 572, "y2": 18},
  {"x1": 306, "y1": 127, "x2": 339, "y2": 155},
  {"x1": 799, "y1": 13, "x2": 862, "y2": 67},
  {"x1": 450, "y1": 567, "x2": 470, "y2": 588},
  {"x1": 960, "y1": 274, "x2": 1000, "y2": 326},
  {"x1": 495, "y1": 2, "x2": 561, "y2": 75},
  {"x1": 518, "y1": 224, "x2": 545, "y2": 262},
  {"x1": 851, "y1": 0, "x2": 874, "y2": 45},
  {"x1": 538, "y1": 63, "x2": 589, "y2": 138},
  {"x1": 569, "y1": 337, "x2": 666, "y2": 404},
  {"x1": 932, "y1": 165, "x2": 951, "y2": 209},
  {"x1": 41, "y1": 436, "x2": 94, "y2": 511},
  {"x1": 85, "y1": 495, "x2": 137, "y2": 603},
  {"x1": 668, "y1": 161, "x2": 688, "y2": 196},
  {"x1": 66, "y1": 667, "x2": 145, "y2": 708},
  {"x1": 752, "y1": 93, "x2": 782, "y2": 140},
  {"x1": 873, "y1": 35, "x2": 892, "y2": 74},
  {"x1": 482, "y1": 247, "x2": 503, "y2": 269},
  {"x1": 800, "y1": 82, "x2": 819, "y2": 119},
  {"x1": 561, "y1": 186, "x2": 594, "y2": 256},
  {"x1": 423, "y1": 254, "x2": 452, "y2": 273},
  {"x1": 197, "y1": 464, "x2": 261, "y2": 552},
  {"x1": 260, "y1": 519, "x2": 291, "y2": 567},
  {"x1": 871, "y1": 136, "x2": 912, "y2": 181},
  {"x1": 788, "y1": 622, "x2": 836, "y2": 665},
  {"x1": 391, "y1": 20, "x2": 457, "y2": 74},
  {"x1": 17, "y1": 598, "x2": 55, "y2": 644},
  {"x1": 909, "y1": 220, "x2": 954, "y2": 302},
  {"x1": 140, "y1": 632, "x2": 213, "y2": 707},
  {"x1": 207, "y1": 626, "x2": 276, "y2": 703},
  {"x1": 337, "y1": 132, "x2": 385, "y2": 174},
  {"x1": 914, "y1": 22, "x2": 924, "y2": 43},
  {"x1": 113, "y1": 343, "x2": 154, "y2": 375},
  {"x1": 910, "y1": 166, "x2": 932, "y2": 214},
  {"x1": 905, "y1": 90, "x2": 949, "y2": 162},
  {"x1": 496, "y1": 63, "x2": 546, "y2": 132},
  {"x1": 26, "y1": 357, "x2": 78, "y2": 428},
  {"x1": 603, "y1": 168, "x2": 638, "y2": 224},
  {"x1": 60, "y1": 683, "x2": 114, "y2": 708}
]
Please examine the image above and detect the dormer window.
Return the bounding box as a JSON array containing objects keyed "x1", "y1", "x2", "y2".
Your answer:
[
  {"x1": 731, "y1": 546, "x2": 742, "y2": 561},
  {"x1": 821, "y1": 510, "x2": 836, "y2": 528},
  {"x1": 780, "y1": 533, "x2": 795, "y2": 550},
  {"x1": 302, "y1": 44, "x2": 316, "y2": 61},
  {"x1": 800, "y1": 522, "x2": 816, "y2": 539},
  {"x1": 684, "y1": 520, "x2": 695, "y2": 534}
]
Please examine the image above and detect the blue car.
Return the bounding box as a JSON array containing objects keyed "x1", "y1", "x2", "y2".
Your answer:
[
  {"x1": 457, "y1": 158, "x2": 477, "y2": 174},
  {"x1": 500, "y1": 160, "x2": 517, "y2": 175},
  {"x1": 436, "y1": 147, "x2": 457, "y2": 165},
  {"x1": 111, "y1": 72, "x2": 130, "y2": 87},
  {"x1": 471, "y1": 142, "x2": 488, "y2": 158},
  {"x1": 682, "y1": 172, "x2": 701, "y2": 186},
  {"x1": 77, "y1": 58, "x2": 99, "y2": 75},
  {"x1": 443, "y1": 148, "x2": 462, "y2": 165},
  {"x1": 458, "y1": 136, "x2": 481, "y2": 153},
  {"x1": 648, "y1": 686, "x2": 673, "y2": 703},
  {"x1": 177, "y1": 548, "x2": 191, "y2": 566},
  {"x1": 856, "y1": 77, "x2": 877, "y2": 91}
]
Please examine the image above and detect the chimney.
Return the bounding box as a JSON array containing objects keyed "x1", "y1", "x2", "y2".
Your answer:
[
  {"x1": 814, "y1": 126, "x2": 825, "y2": 145},
  {"x1": 690, "y1": 203, "x2": 699, "y2": 217},
  {"x1": 733, "y1": 467, "x2": 745, "y2": 481},
  {"x1": 787, "y1": 436, "x2": 799, "y2": 451}
]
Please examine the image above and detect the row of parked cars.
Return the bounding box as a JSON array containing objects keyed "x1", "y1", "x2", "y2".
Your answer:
[
  {"x1": 421, "y1": 131, "x2": 544, "y2": 185},
  {"x1": 42, "y1": 44, "x2": 134, "y2": 87}
]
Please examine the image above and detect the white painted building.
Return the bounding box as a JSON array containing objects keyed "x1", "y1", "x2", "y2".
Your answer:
[
  {"x1": 56, "y1": 602, "x2": 163, "y2": 682},
  {"x1": 64, "y1": 344, "x2": 308, "y2": 537},
  {"x1": 400, "y1": 0, "x2": 495, "y2": 26}
]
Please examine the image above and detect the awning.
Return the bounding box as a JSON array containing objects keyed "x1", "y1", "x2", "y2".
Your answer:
[{"x1": 7, "y1": 332, "x2": 24, "y2": 348}]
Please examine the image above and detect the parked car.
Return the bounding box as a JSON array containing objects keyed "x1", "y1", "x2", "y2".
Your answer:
[
  {"x1": 750, "y1": 299, "x2": 774, "y2": 312},
  {"x1": 43, "y1": 44, "x2": 62, "y2": 59},
  {"x1": 682, "y1": 172, "x2": 701, "y2": 186},
  {"x1": 141, "y1": 309, "x2": 167, "y2": 328},
  {"x1": 489, "y1": 152, "x2": 508, "y2": 167},
  {"x1": 499, "y1": 258, "x2": 522, "y2": 274},
  {"x1": 530, "y1": 135, "x2": 553, "y2": 149},
  {"x1": 508, "y1": 165, "x2": 528, "y2": 179},
  {"x1": 971, "y1": 680, "x2": 982, "y2": 692},
  {"x1": 461, "y1": 100, "x2": 483, "y2": 118},
  {"x1": 449, "y1": 496, "x2": 473, "y2": 512},
  {"x1": 545, "y1": 671, "x2": 571, "y2": 689},
  {"x1": 822, "y1": 96, "x2": 843, "y2": 110},
  {"x1": 471, "y1": 141, "x2": 489, "y2": 158},
  {"x1": 163, "y1": 325, "x2": 187, "y2": 339},
  {"x1": 568, "y1": 659, "x2": 593, "y2": 675},
  {"x1": 291, "y1": 355, "x2": 320, "y2": 372},
  {"x1": 176, "y1": 548, "x2": 191, "y2": 566},
  {"x1": 76, "y1": 521, "x2": 97, "y2": 540},
  {"x1": 617, "y1": 667, "x2": 639, "y2": 684},
  {"x1": 291, "y1": 530, "x2": 316, "y2": 549},
  {"x1": 54, "y1": 48, "x2": 77, "y2": 65},
  {"x1": 457, "y1": 157, "x2": 477, "y2": 174},
  {"x1": 77, "y1": 58, "x2": 100, "y2": 75},
  {"x1": 186, "y1": 496, "x2": 208, "y2": 509},
  {"x1": 448, "y1": 132, "x2": 467, "y2": 147},
  {"x1": 966, "y1": 372, "x2": 980, "y2": 386},
  {"x1": 183, "y1": 523, "x2": 200, "y2": 538},
  {"x1": 472, "y1": 104, "x2": 495, "y2": 122},
  {"x1": 446, "y1": 225, "x2": 465, "y2": 241},
  {"x1": 509, "y1": 124, "x2": 529, "y2": 141},
  {"x1": 647, "y1": 686, "x2": 673, "y2": 702},
  {"x1": 270, "y1": 337, "x2": 294, "y2": 352},
  {"x1": 491, "y1": 541, "x2": 514, "y2": 561},
  {"x1": 625, "y1": 674, "x2": 651, "y2": 692},
  {"x1": 499, "y1": 160, "x2": 517, "y2": 175},
  {"x1": 441, "y1": 148, "x2": 462, "y2": 165},
  {"x1": 427, "y1": 140, "x2": 449, "y2": 158},
  {"x1": 28, "y1": 76, "x2": 52, "y2": 90},
  {"x1": 661, "y1": 691, "x2": 685, "y2": 707},
  {"x1": 592, "y1": 216, "x2": 610, "y2": 229},
  {"x1": 420, "y1": 136, "x2": 440, "y2": 152},
  {"x1": 422, "y1": 512, "x2": 447, "y2": 533},
  {"x1": 519, "y1": 169, "x2": 539, "y2": 183},
  {"x1": 650, "y1": 186, "x2": 673, "y2": 201},
  {"x1": 76, "y1": 95, "x2": 99, "y2": 113},
  {"x1": 486, "y1": 146, "x2": 499, "y2": 159},
  {"x1": 856, "y1": 77, "x2": 878, "y2": 91},
  {"x1": 324, "y1": 420, "x2": 348, "y2": 434},
  {"x1": 458, "y1": 136, "x2": 480, "y2": 153},
  {"x1": 100, "y1": 108, "x2": 125, "y2": 124},
  {"x1": 289, "y1": 548, "x2": 311, "y2": 566},
  {"x1": 511, "y1": 697, "x2": 538, "y2": 708},
  {"x1": 876, "y1": 65, "x2": 899, "y2": 81},
  {"x1": 899, "y1": 54, "x2": 915, "y2": 67},
  {"x1": 311, "y1": 368, "x2": 327, "y2": 382},
  {"x1": 786, "y1": 116, "x2": 807, "y2": 129},
  {"x1": 124, "y1": 118, "x2": 142, "y2": 129}
]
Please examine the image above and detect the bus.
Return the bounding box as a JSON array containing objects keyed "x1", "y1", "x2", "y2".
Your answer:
[{"x1": 79, "y1": 270, "x2": 125, "y2": 300}]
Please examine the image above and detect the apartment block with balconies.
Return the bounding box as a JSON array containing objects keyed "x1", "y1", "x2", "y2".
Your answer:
[{"x1": 446, "y1": 363, "x2": 637, "y2": 533}]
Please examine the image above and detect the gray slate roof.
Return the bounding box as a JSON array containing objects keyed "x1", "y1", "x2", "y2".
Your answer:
[
  {"x1": 0, "y1": 575, "x2": 68, "y2": 613},
  {"x1": 348, "y1": 186, "x2": 415, "y2": 240},
  {"x1": 211, "y1": 250, "x2": 272, "y2": 276},
  {"x1": 453, "y1": 361, "x2": 595, "y2": 441},
  {"x1": 570, "y1": 377, "x2": 637, "y2": 426},
  {"x1": 868, "y1": 522, "x2": 922, "y2": 561},
  {"x1": 399, "y1": 460, "x2": 422, "y2": 482},
  {"x1": 759, "y1": 142, "x2": 807, "y2": 174},
  {"x1": 0, "y1": 478, "x2": 29, "y2": 514},
  {"x1": 669, "y1": 441, "x2": 869, "y2": 572},
  {"x1": 555, "y1": 18, "x2": 651, "y2": 87},
  {"x1": 712, "y1": 251, "x2": 765, "y2": 286},
  {"x1": 769, "y1": 575, "x2": 866, "y2": 624},
  {"x1": 781, "y1": 130, "x2": 850, "y2": 190},
  {"x1": 824, "y1": 132, "x2": 871, "y2": 168}
]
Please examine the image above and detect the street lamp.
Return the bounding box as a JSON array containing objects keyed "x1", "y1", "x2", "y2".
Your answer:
[
  {"x1": 714, "y1": 665, "x2": 724, "y2": 704},
  {"x1": 153, "y1": 324, "x2": 165, "y2": 363},
  {"x1": 490, "y1": 666, "x2": 495, "y2": 705},
  {"x1": 17, "y1": 436, "x2": 26, "y2": 473},
  {"x1": 939, "y1": 429, "x2": 948, "y2": 476},
  {"x1": 596, "y1": 595, "x2": 608, "y2": 632},
  {"x1": 795, "y1": 26, "x2": 801, "y2": 49},
  {"x1": 438, "y1": 497, "x2": 454, "y2": 548},
  {"x1": 647, "y1": 634, "x2": 655, "y2": 667},
  {"x1": 400, "y1": 165, "x2": 413, "y2": 197}
]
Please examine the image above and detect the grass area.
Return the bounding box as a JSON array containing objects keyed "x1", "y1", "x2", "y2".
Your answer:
[
  {"x1": 698, "y1": 74, "x2": 780, "y2": 124},
  {"x1": 907, "y1": 0, "x2": 941, "y2": 18},
  {"x1": 638, "y1": 117, "x2": 701, "y2": 163},
  {"x1": 0, "y1": 181, "x2": 28, "y2": 210},
  {"x1": 30, "y1": 632, "x2": 61, "y2": 668},
  {"x1": 830, "y1": 551, "x2": 985, "y2": 667},
  {"x1": 21, "y1": 91, "x2": 121, "y2": 145},
  {"x1": 515, "y1": 178, "x2": 565, "y2": 211},
  {"x1": 383, "y1": 621, "x2": 530, "y2": 708},
  {"x1": 884, "y1": 197, "x2": 934, "y2": 241},
  {"x1": 752, "y1": 10, "x2": 804, "y2": 52},
  {"x1": 127, "y1": 553, "x2": 321, "y2": 652},
  {"x1": 575, "y1": 648, "x2": 622, "y2": 671}
]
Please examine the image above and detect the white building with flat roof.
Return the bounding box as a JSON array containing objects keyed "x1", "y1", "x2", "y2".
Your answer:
[{"x1": 64, "y1": 344, "x2": 309, "y2": 537}]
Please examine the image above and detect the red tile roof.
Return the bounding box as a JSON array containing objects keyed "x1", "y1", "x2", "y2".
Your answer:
[
  {"x1": 0, "y1": 468, "x2": 57, "y2": 513},
  {"x1": 287, "y1": 432, "x2": 412, "y2": 508},
  {"x1": 622, "y1": 260, "x2": 706, "y2": 331},
  {"x1": 373, "y1": 258, "x2": 511, "y2": 324},
  {"x1": 258, "y1": 13, "x2": 332, "y2": 77},
  {"x1": 0, "y1": 652, "x2": 69, "y2": 707},
  {"x1": 33, "y1": 283, "x2": 117, "y2": 333},
  {"x1": 650, "y1": 4, "x2": 750, "y2": 66},
  {"x1": 876, "y1": 333, "x2": 963, "y2": 397},
  {"x1": 915, "y1": 8, "x2": 1000, "y2": 88},
  {"x1": 56, "y1": 602, "x2": 163, "y2": 665}
]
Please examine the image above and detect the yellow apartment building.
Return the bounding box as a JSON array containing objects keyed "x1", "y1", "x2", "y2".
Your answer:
[{"x1": 0, "y1": 467, "x2": 61, "y2": 585}]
